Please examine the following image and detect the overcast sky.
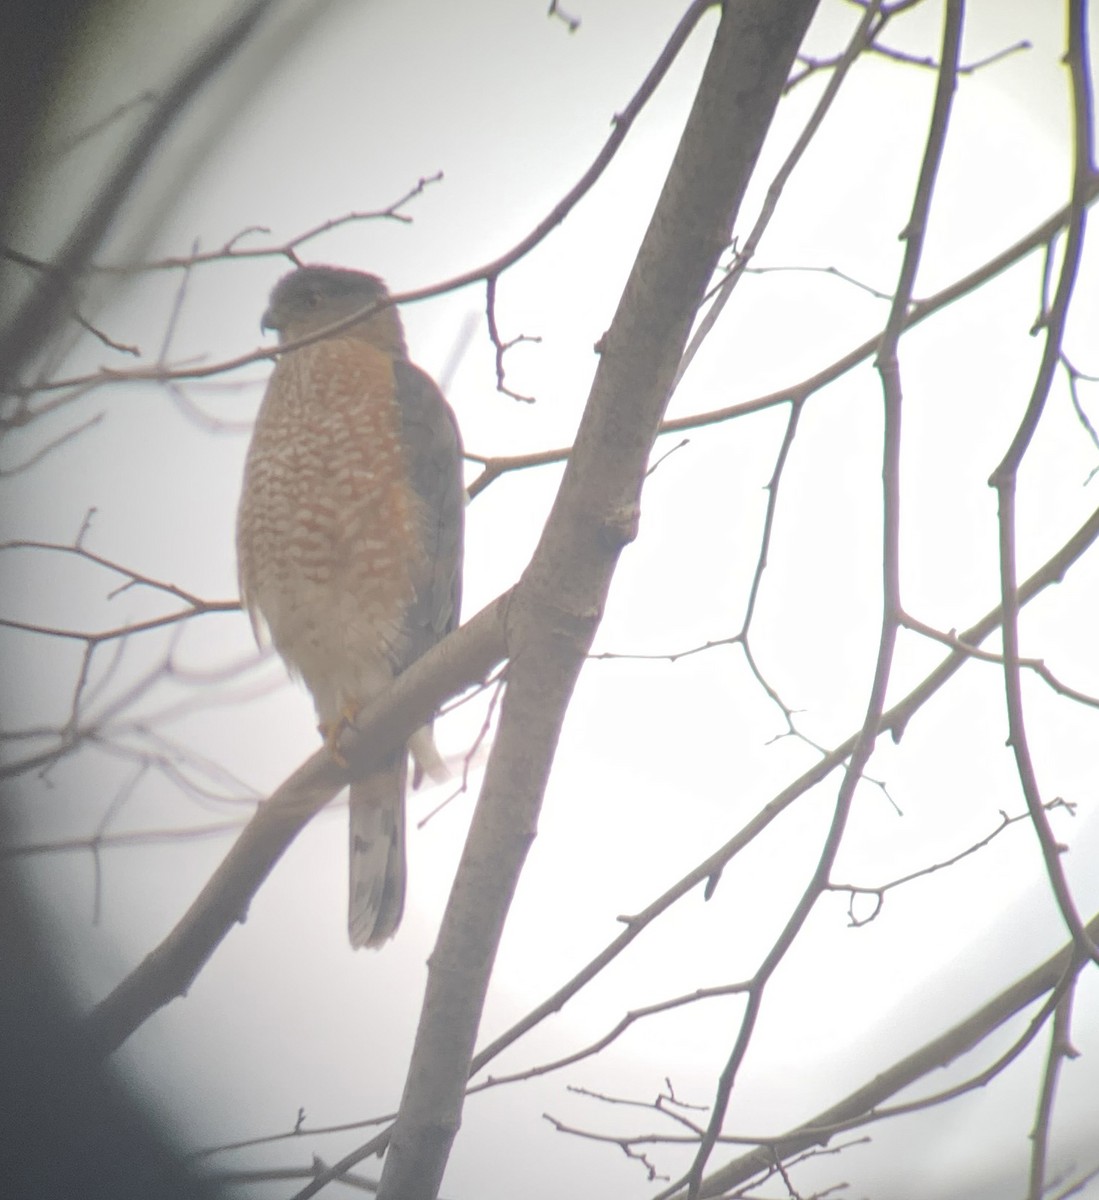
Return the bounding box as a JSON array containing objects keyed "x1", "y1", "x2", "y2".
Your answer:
[{"x1": 3, "y1": 2, "x2": 1099, "y2": 1198}]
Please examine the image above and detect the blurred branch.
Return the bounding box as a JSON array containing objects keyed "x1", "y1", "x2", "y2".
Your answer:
[
  {"x1": 8, "y1": 0, "x2": 720, "y2": 408},
  {"x1": 42, "y1": 90, "x2": 158, "y2": 160},
  {"x1": 1, "y1": 532, "x2": 215, "y2": 597},
  {"x1": 0, "y1": 411, "x2": 104, "y2": 474},
  {"x1": 201, "y1": 1163, "x2": 381, "y2": 1193},
  {"x1": 1050, "y1": 1162, "x2": 1099, "y2": 1200},
  {"x1": 547, "y1": 1, "x2": 581, "y2": 34},
  {"x1": 0, "y1": 0, "x2": 278, "y2": 390},
  {"x1": 2, "y1": 820, "x2": 247, "y2": 859},
  {"x1": 71, "y1": 310, "x2": 140, "y2": 356},
  {"x1": 0, "y1": 605, "x2": 238, "y2": 646},
  {"x1": 0, "y1": 638, "x2": 273, "y2": 787},
  {"x1": 0, "y1": 536, "x2": 242, "y2": 782}
]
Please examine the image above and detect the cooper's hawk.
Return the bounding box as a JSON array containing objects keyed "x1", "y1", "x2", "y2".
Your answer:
[{"x1": 236, "y1": 266, "x2": 464, "y2": 948}]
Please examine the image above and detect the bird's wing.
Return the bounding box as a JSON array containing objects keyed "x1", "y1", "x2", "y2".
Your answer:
[{"x1": 392, "y1": 358, "x2": 465, "y2": 670}]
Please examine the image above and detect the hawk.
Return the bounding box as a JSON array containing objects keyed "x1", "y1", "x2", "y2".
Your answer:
[{"x1": 236, "y1": 266, "x2": 464, "y2": 948}]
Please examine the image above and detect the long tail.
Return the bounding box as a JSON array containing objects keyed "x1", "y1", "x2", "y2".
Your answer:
[{"x1": 347, "y1": 756, "x2": 406, "y2": 949}]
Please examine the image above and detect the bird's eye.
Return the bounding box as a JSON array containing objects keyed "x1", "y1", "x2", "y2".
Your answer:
[{"x1": 303, "y1": 289, "x2": 320, "y2": 308}]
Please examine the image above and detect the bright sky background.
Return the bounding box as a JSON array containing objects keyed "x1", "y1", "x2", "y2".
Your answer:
[{"x1": 3, "y1": 2, "x2": 1099, "y2": 1198}]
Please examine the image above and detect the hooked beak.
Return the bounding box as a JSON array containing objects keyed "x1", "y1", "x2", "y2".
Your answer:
[{"x1": 260, "y1": 306, "x2": 279, "y2": 334}]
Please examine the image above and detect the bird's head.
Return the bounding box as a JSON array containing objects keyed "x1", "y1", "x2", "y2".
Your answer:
[{"x1": 260, "y1": 266, "x2": 407, "y2": 356}]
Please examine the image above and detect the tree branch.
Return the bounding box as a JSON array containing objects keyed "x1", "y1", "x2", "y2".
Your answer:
[
  {"x1": 465, "y1": 177, "x2": 1099, "y2": 500},
  {"x1": 78, "y1": 595, "x2": 509, "y2": 1060},
  {"x1": 460, "y1": 490, "x2": 1099, "y2": 1156},
  {"x1": 358, "y1": 6, "x2": 821, "y2": 1199},
  {"x1": 987, "y1": 0, "x2": 1099, "y2": 966},
  {"x1": 681, "y1": 913, "x2": 1098, "y2": 1199},
  {"x1": 7, "y1": 0, "x2": 719, "y2": 409},
  {"x1": 0, "y1": 0, "x2": 277, "y2": 390},
  {"x1": 678, "y1": 6, "x2": 964, "y2": 1193}
]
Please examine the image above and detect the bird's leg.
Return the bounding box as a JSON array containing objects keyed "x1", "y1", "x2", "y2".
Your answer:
[{"x1": 319, "y1": 702, "x2": 360, "y2": 768}]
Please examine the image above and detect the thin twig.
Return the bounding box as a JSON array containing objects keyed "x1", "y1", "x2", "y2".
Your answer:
[
  {"x1": 464, "y1": 182, "x2": 1099, "y2": 500},
  {"x1": 11, "y1": 2, "x2": 718, "y2": 405}
]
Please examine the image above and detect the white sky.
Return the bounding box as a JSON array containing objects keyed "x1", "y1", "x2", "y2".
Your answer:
[{"x1": 3, "y1": 1, "x2": 1099, "y2": 1198}]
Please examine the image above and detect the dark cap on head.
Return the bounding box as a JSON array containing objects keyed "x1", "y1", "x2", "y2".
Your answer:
[{"x1": 260, "y1": 266, "x2": 390, "y2": 334}]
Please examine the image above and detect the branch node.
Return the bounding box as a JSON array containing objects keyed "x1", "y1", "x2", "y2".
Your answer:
[{"x1": 599, "y1": 504, "x2": 640, "y2": 550}]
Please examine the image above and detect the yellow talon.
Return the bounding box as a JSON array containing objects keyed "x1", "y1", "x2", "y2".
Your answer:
[{"x1": 320, "y1": 703, "x2": 359, "y2": 768}]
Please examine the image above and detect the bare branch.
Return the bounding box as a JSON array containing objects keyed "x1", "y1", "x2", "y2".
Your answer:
[
  {"x1": 70, "y1": 310, "x2": 140, "y2": 356},
  {"x1": 2, "y1": 820, "x2": 247, "y2": 859},
  {"x1": 484, "y1": 275, "x2": 540, "y2": 403},
  {"x1": 543, "y1": 1109, "x2": 672, "y2": 1182},
  {"x1": 9, "y1": 1, "x2": 718, "y2": 407},
  {"x1": 1061, "y1": 352, "x2": 1099, "y2": 457},
  {"x1": 475, "y1": 984, "x2": 750, "y2": 1094},
  {"x1": 1027, "y1": 983, "x2": 1080, "y2": 1200},
  {"x1": 310, "y1": 8, "x2": 822, "y2": 1200},
  {"x1": 464, "y1": 180, "x2": 1099, "y2": 501},
  {"x1": 679, "y1": 6, "x2": 964, "y2": 1193},
  {"x1": 0, "y1": 604, "x2": 239, "y2": 646},
  {"x1": 901, "y1": 612, "x2": 1099, "y2": 708},
  {"x1": 676, "y1": 913, "x2": 1098, "y2": 1199},
  {"x1": 547, "y1": 1, "x2": 581, "y2": 34},
  {"x1": 2, "y1": 173, "x2": 445, "y2": 279},
  {"x1": 862, "y1": 35, "x2": 1030, "y2": 75},
  {"x1": 0, "y1": 411, "x2": 104, "y2": 475},
  {"x1": 0, "y1": 0, "x2": 278, "y2": 388},
  {"x1": 78, "y1": 593, "x2": 509, "y2": 1059},
  {"x1": 41, "y1": 90, "x2": 158, "y2": 161},
  {"x1": 829, "y1": 799, "x2": 1072, "y2": 927},
  {"x1": 677, "y1": 0, "x2": 888, "y2": 388},
  {"x1": 1050, "y1": 1161, "x2": 1099, "y2": 1200},
  {"x1": 0, "y1": 537, "x2": 233, "y2": 608},
  {"x1": 987, "y1": 0, "x2": 1099, "y2": 966},
  {"x1": 201, "y1": 1162, "x2": 381, "y2": 1193}
]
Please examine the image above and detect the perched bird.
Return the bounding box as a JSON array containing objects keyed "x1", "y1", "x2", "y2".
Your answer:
[{"x1": 236, "y1": 266, "x2": 464, "y2": 947}]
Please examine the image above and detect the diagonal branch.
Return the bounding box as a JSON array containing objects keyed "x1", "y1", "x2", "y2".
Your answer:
[
  {"x1": 1027, "y1": 981, "x2": 1080, "y2": 1200},
  {"x1": 356, "y1": 6, "x2": 822, "y2": 1200},
  {"x1": 10, "y1": 0, "x2": 719, "y2": 407},
  {"x1": 678, "y1": 6, "x2": 965, "y2": 1193},
  {"x1": 193, "y1": 495, "x2": 1099, "y2": 1192},
  {"x1": 78, "y1": 594, "x2": 509, "y2": 1060},
  {"x1": 463, "y1": 498, "x2": 1099, "y2": 1118},
  {"x1": 465, "y1": 176, "x2": 1099, "y2": 500},
  {"x1": 684, "y1": 912, "x2": 1098, "y2": 1199}
]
